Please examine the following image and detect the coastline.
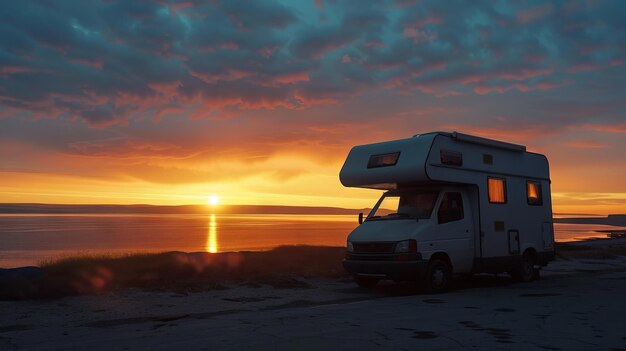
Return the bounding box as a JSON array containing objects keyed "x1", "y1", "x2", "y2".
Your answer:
[
  {"x1": 554, "y1": 214, "x2": 626, "y2": 227},
  {"x1": 2, "y1": 242, "x2": 626, "y2": 350},
  {"x1": 2, "y1": 237, "x2": 626, "y2": 300}
]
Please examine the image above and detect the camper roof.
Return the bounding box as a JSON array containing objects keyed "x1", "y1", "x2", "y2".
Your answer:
[
  {"x1": 339, "y1": 131, "x2": 545, "y2": 190},
  {"x1": 414, "y1": 131, "x2": 526, "y2": 152}
]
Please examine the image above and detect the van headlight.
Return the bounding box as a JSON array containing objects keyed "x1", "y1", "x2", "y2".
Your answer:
[
  {"x1": 394, "y1": 239, "x2": 417, "y2": 253},
  {"x1": 346, "y1": 241, "x2": 354, "y2": 253}
]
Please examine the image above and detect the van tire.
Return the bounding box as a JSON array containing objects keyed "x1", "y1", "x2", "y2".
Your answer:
[
  {"x1": 354, "y1": 276, "x2": 379, "y2": 288},
  {"x1": 511, "y1": 252, "x2": 535, "y2": 282},
  {"x1": 424, "y1": 259, "x2": 452, "y2": 293}
]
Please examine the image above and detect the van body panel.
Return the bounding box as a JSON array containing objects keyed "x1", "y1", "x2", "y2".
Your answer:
[
  {"x1": 340, "y1": 131, "x2": 555, "y2": 280},
  {"x1": 339, "y1": 134, "x2": 437, "y2": 189},
  {"x1": 426, "y1": 190, "x2": 474, "y2": 273},
  {"x1": 347, "y1": 219, "x2": 425, "y2": 243}
]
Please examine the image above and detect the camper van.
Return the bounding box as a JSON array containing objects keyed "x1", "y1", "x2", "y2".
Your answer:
[{"x1": 340, "y1": 131, "x2": 555, "y2": 292}]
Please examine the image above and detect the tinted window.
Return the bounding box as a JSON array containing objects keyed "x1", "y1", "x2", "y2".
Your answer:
[
  {"x1": 527, "y1": 181, "x2": 543, "y2": 206},
  {"x1": 438, "y1": 192, "x2": 464, "y2": 224},
  {"x1": 440, "y1": 150, "x2": 462, "y2": 166},
  {"x1": 367, "y1": 152, "x2": 400, "y2": 168},
  {"x1": 399, "y1": 191, "x2": 439, "y2": 219},
  {"x1": 488, "y1": 177, "x2": 507, "y2": 204},
  {"x1": 369, "y1": 191, "x2": 439, "y2": 220}
]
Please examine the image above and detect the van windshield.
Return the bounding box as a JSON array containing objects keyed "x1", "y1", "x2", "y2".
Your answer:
[{"x1": 368, "y1": 191, "x2": 439, "y2": 220}]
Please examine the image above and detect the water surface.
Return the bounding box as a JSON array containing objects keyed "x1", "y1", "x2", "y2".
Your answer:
[
  {"x1": 0, "y1": 214, "x2": 357, "y2": 267},
  {"x1": 0, "y1": 214, "x2": 622, "y2": 267}
]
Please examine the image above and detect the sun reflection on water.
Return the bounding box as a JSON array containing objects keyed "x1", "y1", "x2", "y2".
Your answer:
[{"x1": 206, "y1": 214, "x2": 218, "y2": 253}]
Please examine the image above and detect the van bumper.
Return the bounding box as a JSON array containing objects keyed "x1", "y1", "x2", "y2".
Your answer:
[{"x1": 342, "y1": 258, "x2": 428, "y2": 281}]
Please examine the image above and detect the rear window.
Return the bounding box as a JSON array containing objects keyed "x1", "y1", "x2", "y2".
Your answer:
[
  {"x1": 367, "y1": 152, "x2": 400, "y2": 168},
  {"x1": 527, "y1": 181, "x2": 543, "y2": 206}
]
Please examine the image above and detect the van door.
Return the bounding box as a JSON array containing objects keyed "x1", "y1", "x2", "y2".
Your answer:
[
  {"x1": 481, "y1": 177, "x2": 512, "y2": 259},
  {"x1": 429, "y1": 191, "x2": 474, "y2": 273}
]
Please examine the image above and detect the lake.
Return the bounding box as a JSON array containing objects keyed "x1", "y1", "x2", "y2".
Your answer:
[{"x1": 0, "y1": 214, "x2": 622, "y2": 268}]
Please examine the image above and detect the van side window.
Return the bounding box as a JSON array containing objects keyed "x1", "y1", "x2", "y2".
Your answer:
[
  {"x1": 438, "y1": 192, "x2": 464, "y2": 224},
  {"x1": 527, "y1": 181, "x2": 543, "y2": 206},
  {"x1": 488, "y1": 177, "x2": 507, "y2": 204}
]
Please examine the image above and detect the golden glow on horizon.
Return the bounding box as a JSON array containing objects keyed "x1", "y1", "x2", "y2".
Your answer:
[
  {"x1": 208, "y1": 195, "x2": 219, "y2": 206},
  {"x1": 206, "y1": 214, "x2": 217, "y2": 253},
  {"x1": 1, "y1": 170, "x2": 626, "y2": 215},
  {"x1": 1, "y1": 148, "x2": 625, "y2": 215}
]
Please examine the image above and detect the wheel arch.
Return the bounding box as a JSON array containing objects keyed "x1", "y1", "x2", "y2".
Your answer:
[
  {"x1": 523, "y1": 246, "x2": 537, "y2": 260},
  {"x1": 430, "y1": 251, "x2": 453, "y2": 273}
]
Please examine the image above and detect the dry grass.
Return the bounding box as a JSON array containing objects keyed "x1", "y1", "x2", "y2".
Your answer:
[
  {"x1": 555, "y1": 242, "x2": 626, "y2": 260},
  {"x1": 1, "y1": 246, "x2": 346, "y2": 300},
  {"x1": 3, "y1": 242, "x2": 626, "y2": 300}
]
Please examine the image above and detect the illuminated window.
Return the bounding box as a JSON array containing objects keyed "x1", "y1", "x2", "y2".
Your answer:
[
  {"x1": 488, "y1": 177, "x2": 507, "y2": 204},
  {"x1": 527, "y1": 181, "x2": 543, "y2": 206},
  {"x1": 367, "y1": 152, "x2": 400, "y2": 168}
]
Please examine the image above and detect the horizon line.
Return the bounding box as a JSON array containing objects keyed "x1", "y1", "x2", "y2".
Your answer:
[{"x1": 0, "y1": 203, "x2": 622, "y2": 218}]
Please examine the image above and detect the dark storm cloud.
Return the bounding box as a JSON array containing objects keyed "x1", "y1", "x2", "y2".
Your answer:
[{"x1": 0, "y1": 0, "x2": 625, "y2": 128}]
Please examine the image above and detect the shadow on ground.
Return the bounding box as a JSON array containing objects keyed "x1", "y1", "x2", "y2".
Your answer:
[{"x1": 338, "y1": 273, "x2": 531, "y2": 297}]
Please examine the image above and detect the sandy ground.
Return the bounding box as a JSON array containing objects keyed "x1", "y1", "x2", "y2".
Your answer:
[{"x1": 2, "y1": 256, "x2": 626, "y2": 350}]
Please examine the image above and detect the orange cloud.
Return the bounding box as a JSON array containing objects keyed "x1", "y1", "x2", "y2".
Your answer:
[
  {"x1": 564, "y1": 140, "x2": 608, "y2": 149},
  {"x1": 271, "y1": 72, "x2": 310, "y2": 84},
  {"x1": 517, "y1": 4, "x2": 554, "y2": 23},
  {"x1": 583, "y1": 123, "x2": 626, "y2": 134},
  {"x1": 566, "y1": 60, "x2": 624, "y2": 73},
  {"x1": 0, "y1": 66, "x2": 34, "y2": 76}
]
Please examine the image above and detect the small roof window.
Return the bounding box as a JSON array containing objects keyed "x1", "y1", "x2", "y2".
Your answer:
[
  {"x1": 441, "y1": 150, "x2": 462, "y2": 166},
  {"x1": 367, "y1": 152, "x2": 400, "y2": 168}
]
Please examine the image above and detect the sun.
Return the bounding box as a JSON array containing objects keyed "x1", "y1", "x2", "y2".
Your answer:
[{"x1": 208, "y1": 195, "x2": 219, "y2": 206}]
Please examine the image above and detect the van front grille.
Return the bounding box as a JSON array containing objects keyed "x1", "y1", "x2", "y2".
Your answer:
[{"x1": 353, "y1": 242, "x2": 395, "y2": 254}]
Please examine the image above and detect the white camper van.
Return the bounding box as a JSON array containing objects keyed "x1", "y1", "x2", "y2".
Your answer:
[{"x1": 340, "y1": 131, "x2": 555, "y2": 292}]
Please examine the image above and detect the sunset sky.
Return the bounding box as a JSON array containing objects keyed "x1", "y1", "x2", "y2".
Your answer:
[{"x1": 1, "y1": 0, "x2": 625, "y2": 214}]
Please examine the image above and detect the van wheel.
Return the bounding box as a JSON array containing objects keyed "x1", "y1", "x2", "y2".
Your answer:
[
  {"x1": 354, "y1": 276, "x2": 379, "y2": 288},
  {"x1": 425, "y1": 259, "x2": 452, "y2": 293},
  {"x1": 511, "y1": 253, "x2": 535, "y2": 282}
]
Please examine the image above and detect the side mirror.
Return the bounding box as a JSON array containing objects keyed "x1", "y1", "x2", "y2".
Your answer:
[{"x1": 358, "y1": 212, "x2": 364, "y2": 224}]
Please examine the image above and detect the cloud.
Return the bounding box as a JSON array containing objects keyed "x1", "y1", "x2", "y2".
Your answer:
[
  {"x1": 1, "y1": 0, "x2": 626, "y2": 209},
  {"x1": 582, "y1": 123, "x2": 626, "y2": 134},
  {"x1": 69, "y1": 137, "x2": 184, "y2": 158},
  {"x1": 564, "y1": 140, "x2": 608, "y2": 149},
  {"x1": 517, "y1": 3, "x2": 554, "y2": 24},
  {"x1": 0, "y1": 0, "x2": 624, "y2": 130}
]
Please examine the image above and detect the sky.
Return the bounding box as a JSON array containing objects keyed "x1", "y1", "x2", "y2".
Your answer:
[{"x1": 0, "y1": 0, "x2": 625, "y2": 215}]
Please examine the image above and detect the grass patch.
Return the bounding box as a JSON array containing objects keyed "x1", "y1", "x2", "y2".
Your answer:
[
  {"x1": 1, "y1": 245, "x2": 346, "y2": 300},
  {"x1": 3, "y1": 242, "x2": 625, "y2": 300},
  {"x1": 555, "y1": 242, "x2": 626, "y2": 260}
]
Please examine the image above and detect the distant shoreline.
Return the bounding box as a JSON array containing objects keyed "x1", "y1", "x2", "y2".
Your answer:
[
  {"x1": 1, "y1": 203, "x2": 625, "y2": 226},
  {"x1": 0, "y1": 203, "x2": 369, "y2": 216},
  {"x1": 554, "y1": 214, "x2": 626, "y2": 227}
]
